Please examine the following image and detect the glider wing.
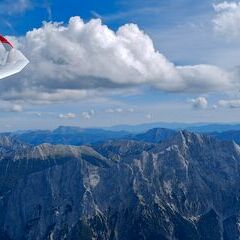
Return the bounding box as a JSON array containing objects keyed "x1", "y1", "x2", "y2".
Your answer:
[{"x1": 0, "y1": 35, "x2": 29, "y2": 80}]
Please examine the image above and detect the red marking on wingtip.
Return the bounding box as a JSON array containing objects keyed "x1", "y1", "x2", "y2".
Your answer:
[{"x1": 0, "y1": 35, "x2": 13, "y2": 48}]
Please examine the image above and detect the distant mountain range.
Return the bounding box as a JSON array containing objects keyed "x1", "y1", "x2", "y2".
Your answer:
[
  {"x1": 210, "y1": 130, "x2": 240, "y2": 144},
  {"x1": 0, "y1": 131, "x2": 240, "y2": 239},
  {"x1": 3, "y1": 126, "x2": 128, "y2": 146},
  {"x1": 2, "y1": 125, "x2": 240, "y2": 146},
  {"x1": 104, "y1": 122, "x2": 240, "y2": 133}
]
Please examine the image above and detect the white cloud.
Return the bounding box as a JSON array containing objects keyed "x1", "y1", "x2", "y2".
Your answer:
[
  {"x1": 9, "y1": 104, "x2": 23, "y2": 112},
  {"x1": 0, "y1": 89, "x2": 93, "y2": 104},
  {"x1": 105, "y1": 108, "x2": 123, "y2": 113},
  {"x1": 218, "y1": 99, "x2": 240, "y2": 108},
  {"x1": 82, "y1": 112, "x2": 91, "y2": 119},
  {"x1": 190, "y1": 97, "x2": 208, "y2": 109},
  {"x1": 115, "y1": 108, "x2": 123, "y2": 113},
  {"x1": 81, "y1": 109, "x2": 95, "y2": 119},
  {"x1": 105, "y1": 107, "x2": 135, "y2": 113},
  {"x1": 59, "y1": 112, "x2": 76, "y2": 119},
  {"x1": 1, "y1": 16, "x2": 237, "y2": 105},
  {"x1": 146, "y1": 114, "x2": 153, "y2": 119},
  {"x1": 177, "y1": 65, "x2": 233, "y2": 92},
  {"x1": 213, "y1": 1, "x2": 240, "y2": 39},
  {"x1": 105, "y1": 108, "x2": 115, "y2": 113}
]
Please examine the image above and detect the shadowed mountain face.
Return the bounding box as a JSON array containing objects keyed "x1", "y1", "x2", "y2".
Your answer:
[
  {"x1": 0, "y1": 131, "x2": 240, "y2": 240},
  {"x1": 106, "y1": 123, "x2": 240, "y2": 133}
]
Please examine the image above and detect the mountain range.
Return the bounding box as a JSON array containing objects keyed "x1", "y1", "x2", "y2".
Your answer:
[
  {"x1": 0, "y1": 129, "x2": 240, "y2": 239},
  {"x1": 105, "y1": 122, "x2": 240, "y2": 133},
  {"x1": 3, "y1": 125, "x2": 240, "y2": 145}
]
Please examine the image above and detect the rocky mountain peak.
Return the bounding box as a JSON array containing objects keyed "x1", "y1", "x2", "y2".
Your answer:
[
  {"x1": 0, "y1": 135, "x2": 29, "y2": 151},
  {"x1": 170, "y1": 130, "x2": 218, "y2": 147}
]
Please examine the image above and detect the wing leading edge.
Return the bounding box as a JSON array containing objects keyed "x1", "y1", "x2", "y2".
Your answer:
[{"x1": 0, "y1": 35, "x2": 29, "y2": 80}]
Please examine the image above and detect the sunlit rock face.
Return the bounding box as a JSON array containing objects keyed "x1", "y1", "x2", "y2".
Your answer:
[{"x1": 0, "y1": 131, "x2": 240, "y2": 240}]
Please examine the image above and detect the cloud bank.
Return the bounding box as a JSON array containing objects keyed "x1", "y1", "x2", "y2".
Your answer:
[
  {"x1": 1, "y1": 16, "x2": 238, "y2": 104},
  {"x1": 218, "y1": 99, "x2": 240, "y2": 108}
]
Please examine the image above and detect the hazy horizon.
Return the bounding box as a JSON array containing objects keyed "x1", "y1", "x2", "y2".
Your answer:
[{"x1": 2, "y1": 121, "x2": 240, "y2": 133}]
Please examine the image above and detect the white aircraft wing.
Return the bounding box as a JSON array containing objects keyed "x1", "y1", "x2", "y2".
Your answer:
[{"x1": 0, "y1": 35, "x2": 29, "y2": 80}]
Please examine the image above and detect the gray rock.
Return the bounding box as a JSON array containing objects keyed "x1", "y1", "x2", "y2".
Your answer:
[{"x1": 0, "y1": 132, "x2": 240, "y2": 240}]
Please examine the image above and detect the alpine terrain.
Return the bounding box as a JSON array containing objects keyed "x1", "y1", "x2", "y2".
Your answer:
[{"x1": 0, "y1": 130, "x2": 240, "y2": 240}]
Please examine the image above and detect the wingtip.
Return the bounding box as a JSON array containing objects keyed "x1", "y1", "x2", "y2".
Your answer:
[{"x1": 0, "y1": 35, "x2": 13, "y2": 48}]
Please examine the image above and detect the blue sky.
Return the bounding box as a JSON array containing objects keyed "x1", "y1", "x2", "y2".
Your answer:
[{"x1": 0, "y1": 0, "x2": 240, "y2": 131}]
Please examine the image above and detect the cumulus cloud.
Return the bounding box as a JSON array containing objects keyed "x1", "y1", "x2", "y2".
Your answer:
[
  {"x1": 59, "y1": 112, "x2": 76, "y2": 119},
  {"x1": 190, "y1": 97, "x2": 208, "y2": 109},
  {"x1": 1, "y1": 16, "x2": 237, "y2": 104},
  {"x1": 9, "y1": 104, "x2": 23, "y2": 112},
  {"x1": 213, "y1": 1, "x2": 240, "y2": 39},
  {"x1": 81, "y1": 109, "x2": 95, "y2": 119},
  {"x1": 218, "y1": 99, "x2": 240, "y2": 108}
]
